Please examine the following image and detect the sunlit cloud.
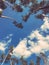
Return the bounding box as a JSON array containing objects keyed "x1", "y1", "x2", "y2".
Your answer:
[
  {"x1": 13, "y1": 34, "x2": 49, "y2": 58},
  {"x1": 41, "y1": 16, "x2": 49, "y2": 31},
  {"x1": 0, "y1": 42, "x2": 7, "y2": 52},
  {"x1": 13, "y1": 38, "x2": 32, "y2": 58},
  {"x1": 0, "y1": 34, "x2": 13, "y2": 52},
  {"x1": 13, "y1": 14, "x2": 49, "y2": 58}
]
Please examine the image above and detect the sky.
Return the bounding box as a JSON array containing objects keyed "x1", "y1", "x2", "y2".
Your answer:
[{"x1": 0, "y1": 0, "x2": 49, "y2": 65}]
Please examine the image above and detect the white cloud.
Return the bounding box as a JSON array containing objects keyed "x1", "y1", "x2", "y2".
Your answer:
[
  {"x1": 30, "y1": 40, "x2": 49, "y2": 53},
  {"x1": 13, "y1": 33, "x2": 49, "y2": 58},
  {"x1": 41, "y1": 16, "x2": 49, "y2": 31},
  {"x1": 28, "y1": 30, "x2": 45, "y2": 40},
  {"x1": 13, "y1": 38, "x2": 32, "y2": 58},
  {"x1": 13, "y1": 14, "x2": 49, "y2": 58},
  {"x1": 0, "y1": 42, "x2": 7, "y2": 52},
  {"x1": 0, "y1": 34, "x2": 13, "y2": 52}
]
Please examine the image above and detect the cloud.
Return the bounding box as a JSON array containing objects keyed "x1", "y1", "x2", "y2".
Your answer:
[
  {"x1": 13, "y1": 33, "x2": 49, "y2": 58},
  {"x1": 13, "y1": 38, "x2": 32, "y2": 58},
  {"x1": 0, "y1": 34, "x2": 13, "y2": 52},
  {"x1": 28, "y1": 30, "x2": 45, "y2": 40},
  {"x1": 13, "y1": 14, "x2": 49, "y2": 58},
  {"x1": 0, "y1": 42, "x2": 7, "y2": 52},
  {"x1": 30, "y1": 39, "x2": 49, "y2": 53},
  {"x1": 41, "y1": 16, "x2": 49, "y2": 31}
]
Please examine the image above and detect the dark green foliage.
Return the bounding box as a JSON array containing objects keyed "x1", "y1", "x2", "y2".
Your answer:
[
  {"x1": 0, "y1": 46, "x2": 48, "y2": 65},
  {"x1": 21, "y1": 0, "x2": 49, "y2": 21},
  {"x1": 0, "y1": 0, "x2": 49, "y2": 28},
  {"x1": 13, "y1": 4, "x2": 23, "y2": 12},
  {"x1": 0, "y1": 0, "x2": 7, "y2": 9},
  {"x1": 35, "y1": 14, "x2": 44, "y2": 19},
  {"x1": 20, "y1": 56, "x2": 28, "y2": 65},
  {"x1": 9, "y1": 46, "x2": 14, "y2": 53},
  {"x1": 30, "y1": 60, "x2": 34, "y2": 65},
  {"x1": 36, "y1": 56, "x2": 41, "y2": 65},
  {"x1": 22, "y1": 12, "x2": 31, "y2": 22},
  {"x1": 9, "y1": 0, "x2": 16, "y2": 4},
  {"x1": 13, "y1": 21, "x2": 23, "y2": 29},
  {"x1": 1, "y1": 53, "x2": 5, "y2": 60}
]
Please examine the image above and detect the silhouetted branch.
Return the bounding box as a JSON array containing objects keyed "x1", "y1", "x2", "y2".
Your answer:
[
  {"x1": 36, "y1": 56, "x2": 41, "y2": 65},
  {"x1": 40, "y1": 53, "x2": 48, "y2": 65}
]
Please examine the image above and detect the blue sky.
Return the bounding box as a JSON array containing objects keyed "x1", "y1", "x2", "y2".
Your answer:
[{"x1": 0, "y1": 0, "x2": 49, "y2": 65}]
